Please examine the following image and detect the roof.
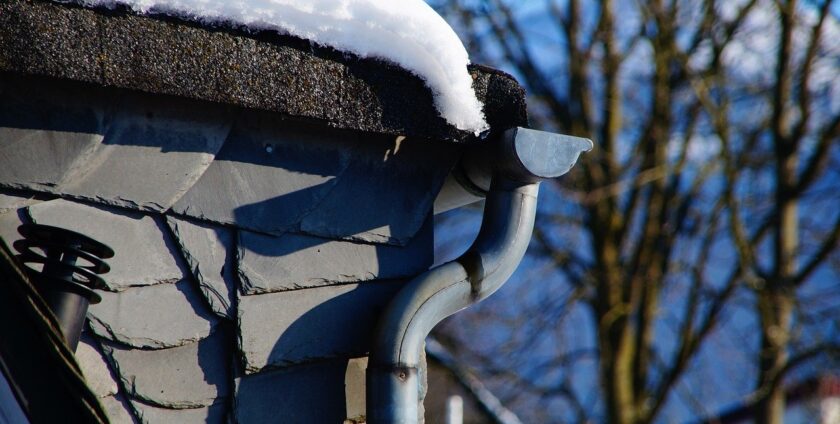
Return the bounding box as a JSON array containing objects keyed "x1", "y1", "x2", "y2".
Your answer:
[
  {"x1": 0, "y1": 2, "x2": 532, "y2": 421},
  {"x1": 0, "y1": 0, "x2": 528, "y2": 143}
]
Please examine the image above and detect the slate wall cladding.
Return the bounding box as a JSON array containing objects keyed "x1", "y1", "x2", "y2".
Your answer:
[
  {"x1": 0, "y1": 194, "x2": 434, "y2": 422},
  {"x1": 0, "y1": 73, "x2": 460, "y2": 244},
  {"x1": 166, "y1": 216, "x2": 238, "y2": 320},
  {"x1": 0, "y1": 1, "x2": 528, "y2": 417},
  {"x1": 234, "y1": 358, "x2": 369, "y2": 423},
  {"x1": 0, "y1": 80, "x2": 449, "y2": 422}
]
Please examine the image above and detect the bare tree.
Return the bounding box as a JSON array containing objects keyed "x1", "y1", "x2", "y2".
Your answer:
[
  {"x1": 692, "y1": 1, "x2": 840, "y2": 422},
  {"x1": 430, "y1": 1, "x2": 840, "y2": 423}
]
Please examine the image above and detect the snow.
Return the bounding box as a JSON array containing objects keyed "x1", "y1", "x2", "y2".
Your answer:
[{"x1": 64, "y1": 0, "x2": 489, "y2": 134}]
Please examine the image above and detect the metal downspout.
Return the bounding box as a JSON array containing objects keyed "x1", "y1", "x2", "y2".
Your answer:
[{"x1": 367, "y1": 128, "x2": 592, "y2": 423}]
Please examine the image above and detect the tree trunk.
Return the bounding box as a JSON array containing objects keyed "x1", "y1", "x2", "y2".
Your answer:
[{"x1": 756, "y1": 290, "x2": 793, "y2": 424}]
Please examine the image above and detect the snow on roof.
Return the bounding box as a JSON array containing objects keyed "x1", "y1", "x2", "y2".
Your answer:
[{"x1": 67, "y1": 0, "x2": 489, "y2": 134}]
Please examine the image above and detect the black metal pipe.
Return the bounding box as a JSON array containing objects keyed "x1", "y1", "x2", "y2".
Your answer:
[{"x1": 13, "y1": 224, "x2": 113, "y2": 351}]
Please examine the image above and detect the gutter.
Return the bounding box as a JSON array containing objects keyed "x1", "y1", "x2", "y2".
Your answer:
[{"x1": 368, "y1": 127, "x2": 592, "y2": 423}]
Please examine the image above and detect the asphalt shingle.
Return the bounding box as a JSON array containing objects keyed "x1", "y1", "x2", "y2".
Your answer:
[{"x1": 0, "y1": 0, "x2": 528, "y2": 143}]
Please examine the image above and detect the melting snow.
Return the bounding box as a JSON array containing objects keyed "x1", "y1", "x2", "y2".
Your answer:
[{"x1": 65, "y1": 0, "x2": 490, "y2": 134}]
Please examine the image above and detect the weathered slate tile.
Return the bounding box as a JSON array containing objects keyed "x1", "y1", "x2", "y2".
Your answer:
[
  {"x1": 0, "y1": 128, "x2": 104, "y2": 193},
  {"x1": 238, "y1": 216, "x2": 432, "y2": 294},
  {"x1": 88, "y1": 279, "x2": 220, "y2": 349},
  {"x1": 299, "y1": 136, "x2": 457, "y2": 245},
  {"x1": 237, "y1": 280, "x2": 404, "y2": 373},
  {"x1": 60, "y1": 95, "x2": 232, "y2": 212},
  {"x1": 0, "y1": 77, "x2": 106, "y2": 193},
  {"x1": 132, "y1": 400, "x2": 227, "y2": 424},
  {"x1": 100, "y1": 393, "x2": 138, "y2": 424},
  {"x1": 0, "y1": 192, "x2": 41, "y2": 214},
  {"x1": 0, "y1": 207, "x2": 26, "y2": 251},
  {"x1": 166, "y1": 216, "x2": 237, "y2": 319},
  {"x1": 234, "y1": 358, "x2": 367, "y2": 424},
  {"x1": 170, "y1": 114, "x2": 351, "y2": 234},
  {"x1": 27, "y1": 199, "x2": 183, "y2": 291},
  {"x1": 100, "y1": 327, "x2": 232, "y2": 409},
  {"x1": 77, "y1": 332, "x2": 119, "y2": 398}
]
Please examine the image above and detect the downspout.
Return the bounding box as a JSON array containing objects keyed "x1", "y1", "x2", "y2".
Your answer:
[{"x1": 368, "y1": 127, "x2": 593, "y2": 423}]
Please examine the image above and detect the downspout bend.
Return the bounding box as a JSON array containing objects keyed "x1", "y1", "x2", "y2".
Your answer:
[{"x1": 368, "y1": 128, "x2": 592, "y2": 424}]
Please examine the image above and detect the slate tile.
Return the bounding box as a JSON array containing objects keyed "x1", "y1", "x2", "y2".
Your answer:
[
  {"x1": 0, "y1": 207, "x2": 26, "y2": 251},
  {"x1": 166, "y1": 216, "x2": 237, "y2": 319},
  {"x1": 0, "y1": 128, "x2": 104, "y2": 193},
  {"x1": 299, "y1": 136, "x2": 457, "y2": 245},
  {"x1": 237, "y1": 280, "x2": 404, "y2": 373},
  {"x1": 60, "y1": 95, "x2": 232, "y2": 212},
  {"x1": 77, "y1": 332, "x2": 119, "y2": 398},
  {"x1": 0, "y1": 76, "x2": 106, "y2": 193},
  {"x1": 88, "y1": 279, "x2": 220, "y2": 349},
  {"x1": 0, "y1": 192, "x2": 41, "y2": 214},
  {"x1": 131, "y1": 400, "x2": 228, "y2": 424},
  {"x1": 238, "y1": 215, "x2": 432, "y2": 294},
  {"x1": 100, "y1": 393, "x2": 138, "y2": 424},
  {"x1": 100, "y1": 327, "x2": 232, "y2": 409},
  {"x1": 170, "y1": 114, "x2": 351, "y2": 234},
  {"x1": 234, "y1": 358, "x2": 367, "y2": 424},
  {"x1": 27, "y1": 199, "x2": 183, "y2": 291}
]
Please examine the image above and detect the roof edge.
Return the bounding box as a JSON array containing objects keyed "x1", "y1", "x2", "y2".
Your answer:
[{"x1": 0, "y1": 0, "x2": 528, "y2": 142}]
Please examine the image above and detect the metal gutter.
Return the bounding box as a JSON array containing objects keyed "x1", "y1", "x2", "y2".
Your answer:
[{"x1": 368, "y1": 127, "x2": 592, "y2": 423}]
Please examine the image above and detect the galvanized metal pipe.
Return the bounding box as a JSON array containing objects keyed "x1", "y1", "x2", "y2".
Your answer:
[
  {"x1": 368, "y1": 179, "x2": 537, "y2": 423},
  {"x1": 367, "y1": 128, "x2": 592, "y2": 423}
]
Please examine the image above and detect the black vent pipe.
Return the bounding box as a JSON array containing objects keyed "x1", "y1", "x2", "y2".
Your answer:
[{"x1": 13, "y1": 224, "x2": 113, "y2": 351}]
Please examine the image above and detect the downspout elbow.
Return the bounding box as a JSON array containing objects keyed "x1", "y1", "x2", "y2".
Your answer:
[{"x1": 368, "y1": 128, "x2": 592, "y2": 424}]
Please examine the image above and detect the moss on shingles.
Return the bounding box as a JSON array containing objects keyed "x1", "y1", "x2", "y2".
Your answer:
[{"x1": 0, "y1": 0, "x2": 528, "y2": 142}]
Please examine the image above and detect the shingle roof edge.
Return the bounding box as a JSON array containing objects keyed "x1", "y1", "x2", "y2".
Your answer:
[{"x1": 0, "y1": 0, "x2": 528, "y2": 142}]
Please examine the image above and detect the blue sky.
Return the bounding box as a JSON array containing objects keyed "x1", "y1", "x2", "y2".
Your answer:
[{"x1": 429, "y1": 0, "x2": 840, "y2": 422}]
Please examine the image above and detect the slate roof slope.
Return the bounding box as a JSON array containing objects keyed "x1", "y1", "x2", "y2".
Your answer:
[{"x1": 0, "y1": 0, "x2": 527, "y2": 143}]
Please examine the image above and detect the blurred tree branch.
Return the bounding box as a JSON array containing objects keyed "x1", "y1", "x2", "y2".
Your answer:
[{"x1": 431, "y1": 0, "x2": 840, "y2": 422}]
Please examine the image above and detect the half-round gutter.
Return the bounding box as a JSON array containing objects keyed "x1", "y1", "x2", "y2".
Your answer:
[{"x1": 368, "y1": 127, "x2": 593, "y2": 423}]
